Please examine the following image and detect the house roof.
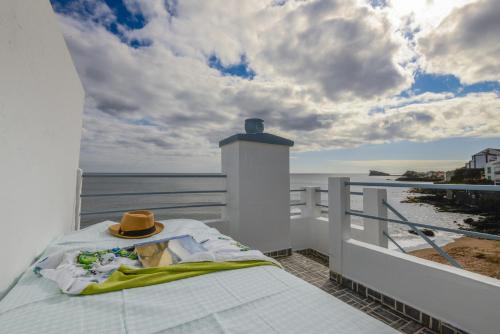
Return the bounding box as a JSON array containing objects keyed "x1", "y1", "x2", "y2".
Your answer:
[{"x1": 472, "y1": 148, "x2": 500, "y2": 156}]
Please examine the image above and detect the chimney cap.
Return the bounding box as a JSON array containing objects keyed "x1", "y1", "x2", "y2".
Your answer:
[
  {"x1": 219, "y1": 119, "x2": 294, "y2": 147},
  {"x1": 245, "y1": 118, "x2": 264, "y2": 134}
]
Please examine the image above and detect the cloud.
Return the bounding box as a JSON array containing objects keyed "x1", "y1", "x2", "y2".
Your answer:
[
  {"x1": 50, "y1": 0, "x2": 500, "y2": 172},
  {"x1": 347, "y1": 92, "x2": 500, "y2": 144},
  {"x1": 259, "y1": 0, "x2": 411, "y2": 100},
  {"x1": 418, "y1": 0, "x2": 500, "y2": 84}
]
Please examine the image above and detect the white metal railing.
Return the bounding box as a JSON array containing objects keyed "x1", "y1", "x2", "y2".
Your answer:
[
  {"x1": 76, "y1": 171, "x2": 227, "y2": 230},
  {"x1": 82, "y1": 172, "x2": 227, "y2": 178}
]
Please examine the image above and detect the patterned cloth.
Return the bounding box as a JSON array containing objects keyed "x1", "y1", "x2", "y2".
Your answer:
[
  {"x1": 34, "y1": 247, "x2": 141, "y2": 294},
  {"x1": 33, "y1": 223, "x2": 278, "y2": 295}
]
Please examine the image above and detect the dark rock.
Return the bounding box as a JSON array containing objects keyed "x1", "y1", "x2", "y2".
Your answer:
[
  {"x1": 408, "y1": 228, "x2": 435, "y2": 237},
  {"x1": 463, "y1": 218, "x2": 474, "y2": 224},
  {"x1": 369, "y1": 170, "x2": 390, "y2": 176}
]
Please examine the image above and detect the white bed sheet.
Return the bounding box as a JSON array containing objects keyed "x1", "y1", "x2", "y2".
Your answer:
[{"x1": 0, "y1": 220, "x2": 398, "y2": 333}]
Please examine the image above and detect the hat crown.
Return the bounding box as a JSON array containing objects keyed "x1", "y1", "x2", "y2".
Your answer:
[{"x1": 120, "y1": 210, "x2": 154, "y2": 231}]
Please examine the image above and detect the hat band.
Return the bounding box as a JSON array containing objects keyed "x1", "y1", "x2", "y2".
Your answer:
[{"x1": 119, "y1": 225, "x2": 157, "y2": 237}]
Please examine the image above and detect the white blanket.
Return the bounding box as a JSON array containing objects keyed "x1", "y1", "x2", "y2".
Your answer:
[
  {"x1": 34, "y1": 222, "x2": 279, "y2": 294},
  {"x1": 0, "y1": 219, "x2": 398, "y2": 334}
]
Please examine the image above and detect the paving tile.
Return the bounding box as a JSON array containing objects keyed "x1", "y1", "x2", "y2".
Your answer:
[
  {"x1": 278, "y1": 252, "x2": 439, "y2": 334},
  {"x1": 400, "y1": 322, "x2": 424, "y2": 334}
]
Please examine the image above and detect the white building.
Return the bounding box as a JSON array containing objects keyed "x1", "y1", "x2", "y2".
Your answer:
[
  {"x1": 465, "y1": 148, "x2": 500, "y2": 169},
  {"x1": 485, "y1": 161, "x2": 500, "y2": 184}
]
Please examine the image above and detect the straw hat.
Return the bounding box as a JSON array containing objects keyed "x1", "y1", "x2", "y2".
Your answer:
[{"x1": 108, "y1": 210, "x2": 164, "y2": 239}]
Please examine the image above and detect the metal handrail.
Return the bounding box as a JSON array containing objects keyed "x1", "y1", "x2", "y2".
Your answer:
[
  {"x1": 316, "y1": 189, "x2": 363, "y2": 196},
  {"x1": 81, "y1": 190, "x2": 226, "y2": 198},
  {"x1": 80, "y1": 203, "x2": 226, "y2": 216},
  {"x1": 290, "y1": 189, "x2": 306, "y2": 192},
  {"x1": 346, "y1": 181, "x2": 500, "y2": 192},
  {"x1": 382, "y1": 200, "x2": 462, "y2": 268},
  {"x1": 383, "y1": 231, "x2": 407, "y2": 254},
  {"x1": 82, "y1": 173, "x2": 226, "y2": 178},
  {"x1": 346, "y1": 210, "x2": 500, "y2": 241},
  {"x1": 290, "y1": 202, "x2": 306, "y2": 206},
  {"x1": 316, "y1": 204, "x2": 328, "y2": 208}
]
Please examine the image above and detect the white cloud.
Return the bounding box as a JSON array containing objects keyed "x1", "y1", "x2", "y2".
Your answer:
[
  {"x1": 256, "y1": 0, "x2": 411, "y2": 100},
  {"x1": 417, "y1": 0, "x2": 500, "y2": 83},
  {"x1": 52, "y1": 0, "x2": 500, "y2": 171}
]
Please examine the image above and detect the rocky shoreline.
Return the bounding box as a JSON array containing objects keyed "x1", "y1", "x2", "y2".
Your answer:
[{"x1": 402, "y1": 189, "x2": 500, "y2": 235}]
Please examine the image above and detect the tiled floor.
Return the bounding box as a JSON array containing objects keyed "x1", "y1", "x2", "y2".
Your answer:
[{"x1": 278, "y1": 252, "x2": 437, "y2": 334}]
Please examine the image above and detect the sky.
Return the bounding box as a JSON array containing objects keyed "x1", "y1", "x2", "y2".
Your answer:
[{"x1": 50, "y1": 0, "x2": 500, "y2": 174}]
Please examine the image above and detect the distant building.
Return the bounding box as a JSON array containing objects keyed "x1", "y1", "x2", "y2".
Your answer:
[
  {"x1": 485, "y1": 161, "x2": 500, "y2": 184},
  {"x1": 465, "y1": 148, "x2": 500, "y2": 169},
  {"x1": 445, "y1": 170, "x2": 455, "y2": 182}
]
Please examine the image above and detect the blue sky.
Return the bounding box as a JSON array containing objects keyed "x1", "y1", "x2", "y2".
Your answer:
[
  {"x1": 51, "y1": 0, "x2": 500, "y2": 173},
  {"x1": 401, "y1": 72, "x2": 500, "y2": 97}
]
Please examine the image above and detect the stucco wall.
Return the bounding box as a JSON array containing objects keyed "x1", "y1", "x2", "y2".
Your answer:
[
  {"x1": 0, "y1": 1, "x2": 84, "y2": 296},
  {"x1": 221, "y1": 141, "x2": 291, "y2": 252},
  {"x1": 342, "y1": 239, "x2": 500, "y2": 334}
]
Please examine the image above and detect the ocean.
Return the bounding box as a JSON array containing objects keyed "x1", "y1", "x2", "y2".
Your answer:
[{"x1": 81, "y1": 173, "x2": 478, "y2": 251}]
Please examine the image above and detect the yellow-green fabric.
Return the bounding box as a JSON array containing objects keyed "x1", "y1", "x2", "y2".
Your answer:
[{"x1": 81, "y1": 261, "x2": 276, "y2": 295}]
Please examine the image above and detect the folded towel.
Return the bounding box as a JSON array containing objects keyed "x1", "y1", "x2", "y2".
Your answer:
[{"x1": 82, "y1": 261, "x2": 277, "y2": 295}]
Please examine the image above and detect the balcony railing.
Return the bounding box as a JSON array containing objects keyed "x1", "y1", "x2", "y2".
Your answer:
[
  {"x1": 79, "y1": 175, "x2": 316, "y2": 229},
  {"x1": 321, "y1": 178, "x2": 500, "y2": 333},
  {"x1": 76, "y1": 171, "x2": 227, "y2": 229},
  {"x1": 305, "y1": 181, "x2": 500, "y2": 269}
]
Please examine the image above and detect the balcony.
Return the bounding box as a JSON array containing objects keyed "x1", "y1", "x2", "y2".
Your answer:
[{"x1": 74, "y1": 172, "x2": 500, "y2": 334}]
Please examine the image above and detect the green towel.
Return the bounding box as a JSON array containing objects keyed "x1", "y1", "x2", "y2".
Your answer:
[{"x1": 81, "y1": 260, "x2": 276, "y2": 295}]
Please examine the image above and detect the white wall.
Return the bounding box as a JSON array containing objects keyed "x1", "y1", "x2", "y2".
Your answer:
[
  {"x1": 291, "y1": 216, "x2": 331, "y2": 254},
  {"x1": 342, "y1": 239, "x2": 500, "y2": 334},
  {"x1": 0, "y1": 1, "x2": 84, "y2": 296},
  {"x1": 290, "y1": 186, "x2": 389, "y2": 254},
  {"x1": 292, "y1": 217, "x2": 390, "y2": 255},
  {"x1": 221, "y1": 141, "x2": 291, "y2": 252}
]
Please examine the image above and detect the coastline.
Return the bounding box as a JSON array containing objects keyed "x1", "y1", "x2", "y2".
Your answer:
[
  {"x1": 410, "y1": 237, "x2": 500, "y2": 279},
  {"x1": 402, "y1": 189, "x2": 500, "y2": 235}
]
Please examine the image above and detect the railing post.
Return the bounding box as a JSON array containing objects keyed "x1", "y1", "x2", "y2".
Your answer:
[
  {"x1": 328, "y1": 177, "x2": 350, "y2": 275},
  {"x1": 362, "y1": 188, "x2": 388, "y2": 248},
  {"x1": 74, "y1": 168, "x2": 82, "y2": 231},
  {"x1": 301, "y1": 187, "x2": 321, "y2": 218}
]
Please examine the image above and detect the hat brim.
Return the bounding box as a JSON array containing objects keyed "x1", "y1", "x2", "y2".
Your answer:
[{"x1": 108, "y1": 222, "x2": 164, "y2": 239}]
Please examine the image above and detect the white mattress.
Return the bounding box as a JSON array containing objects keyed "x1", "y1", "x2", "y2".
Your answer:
[{"x1": 0, "y1": 220, "x2": 398, "y2": 333}]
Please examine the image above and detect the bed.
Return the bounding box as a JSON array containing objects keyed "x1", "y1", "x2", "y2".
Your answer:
[{"x1": 0, "y1": 219, "x2": 398, "y2": 333}]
